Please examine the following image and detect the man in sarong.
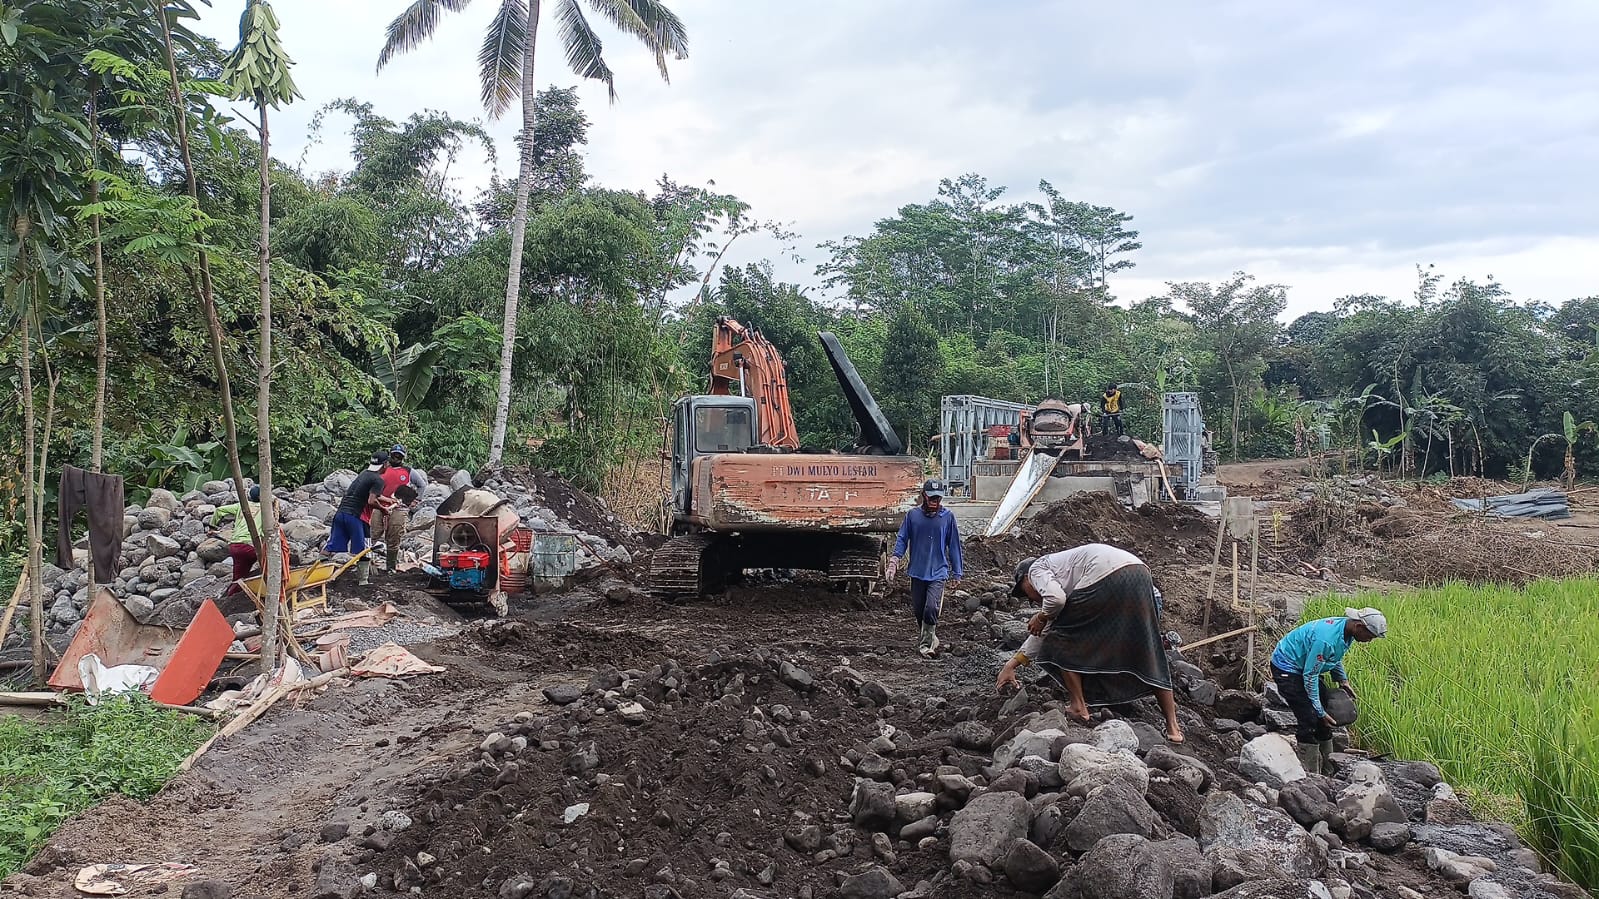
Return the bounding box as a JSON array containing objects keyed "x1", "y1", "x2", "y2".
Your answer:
[{"x1": 995, "y1": 544, "x2": 1183, "y2": 743}]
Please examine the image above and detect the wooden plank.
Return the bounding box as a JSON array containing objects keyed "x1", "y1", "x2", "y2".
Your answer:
[{"x1": 1181, "y1": 624, "x2": 1257, "y2": 652}]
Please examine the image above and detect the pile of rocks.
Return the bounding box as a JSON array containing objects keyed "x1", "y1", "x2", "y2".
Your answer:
[
  {"x1": 1294, "y1": 476, "x2": 1407, "y2": 509},
  {"x1": 8, "y1": 470, "x2": 639, "y2": 652}
]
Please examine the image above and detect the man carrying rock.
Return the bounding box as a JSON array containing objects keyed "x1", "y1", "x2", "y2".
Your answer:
[
  {"x1": 371, "y1": 444, "x2": 428, "y2": 574},
  {"x1": 1270, "y1": 606, "x2": 1387, "y2": 774},
  {"x1": 211, "y1": 485, "x2": 275, "y2": 597},
  {"x1": 326, "y1": 452, "x2": 392, "y2": 586},
  {"x1": 885, "y1": 478, "x2": 962, "y2": 657},
  {"x1": 995, "y1": 544, "x2": 1183, "y2": 743}
]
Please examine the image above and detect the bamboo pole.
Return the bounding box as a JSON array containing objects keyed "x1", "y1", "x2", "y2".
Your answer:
[
  {"x1": 1202, "y1": 518, "x2": 1225, "y2": 635},
  {"x1": 1181, "y1": 624, "x2": 1257, "y2": 652},
  {"x1": 0, "y1": 572, "x2": 27, "y2": 650}
]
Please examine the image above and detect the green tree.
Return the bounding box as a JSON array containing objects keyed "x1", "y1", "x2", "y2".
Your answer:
[
  {"x1": 222, "y1": 0, "x2": 300, "y2": 672},
  {"x1": 1176, "y1": 272, "x2": 1286, "y2": 459},
  {"x1": 377, "y1": 0, "x2": 689, "y2": 469},
  {"x1": 880, "y1": 306, "x2": 944, "y2": 452}
]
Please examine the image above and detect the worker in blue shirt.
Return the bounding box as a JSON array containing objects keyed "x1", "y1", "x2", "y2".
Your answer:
[
  {"x1": 1271, "y1": 607, "x2": 1388, "y2": 774},
  {"x1": 886, "y1": 479, "x2": 963, "y2": 657}
]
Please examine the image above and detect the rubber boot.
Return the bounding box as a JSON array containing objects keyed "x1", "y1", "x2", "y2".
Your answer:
[
  {"x1": 357, "y1": 557, "x2": 372, "y2": 586},
  {"x1": 386, "y1": 543, "x2": 399, "y2": 574},
  {"x1": 1318, "y1": 740, "x2": 1337, "y2": 775},
  {"x1": 1295, "y1": 740, "x2": 1322, "y2": 777},
  {"x1": 923, "y1": 623, "x2": 940, "y2": 656}
]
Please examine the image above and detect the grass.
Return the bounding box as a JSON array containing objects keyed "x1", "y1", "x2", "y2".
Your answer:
[
  {"x1": 1306, "y1": 578, "x2": 1599, "y2": 893},
  {"x1": 0, "y1": 695, "x2": 213, "y2": 878}
]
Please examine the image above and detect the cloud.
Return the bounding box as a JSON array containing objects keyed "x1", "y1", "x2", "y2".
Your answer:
[{"x1": 197, "y1": 0, "x2": 1599, "y2": 314}]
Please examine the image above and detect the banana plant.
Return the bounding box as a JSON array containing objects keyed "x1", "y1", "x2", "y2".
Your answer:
[
  {"x1": 1521, "y1": 413, "x2": 1596, "y2": 491},
  {"x1": 1368, "y1": 429, "x2": 1406, "y2": 476}
]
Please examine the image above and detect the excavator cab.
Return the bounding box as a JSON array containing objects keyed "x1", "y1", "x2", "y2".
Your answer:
[{"x1": 669, "y1": 395, "x2": 757, "y2": 516}]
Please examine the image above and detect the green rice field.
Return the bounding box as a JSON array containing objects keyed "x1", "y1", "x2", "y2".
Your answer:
[{"x1": 1306, "y1": 578, "x2": 1599, "y2": 893}]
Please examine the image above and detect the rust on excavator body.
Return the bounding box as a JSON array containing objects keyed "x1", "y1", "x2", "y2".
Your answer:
[{"x1": 687, "y1": 453, "x2": 922, "y2": 532}]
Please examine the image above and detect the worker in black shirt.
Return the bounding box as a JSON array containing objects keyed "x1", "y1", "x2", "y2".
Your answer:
[{"x1": 325, "y1": 452, "x2": 391, "y2": 585}]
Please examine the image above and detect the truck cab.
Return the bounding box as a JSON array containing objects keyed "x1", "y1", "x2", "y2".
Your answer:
[{"x1": 669, "y1": 394, "x2": 758, "y2": 519}]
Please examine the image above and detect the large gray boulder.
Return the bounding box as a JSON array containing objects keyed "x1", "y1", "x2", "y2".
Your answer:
[
  {"x1": 146, "y1": 533, "x2": 184, "y2": 560},
  {"x1": 1336, "y1": 781, "x2": 1406, "y2": 842},
  {"x1": 1002, "y1": 838, "x2": 1059, "y2": 893},
  {"x1": 1059, "y1": 744, "x2": 1149, "y2": 798},
  {"x1": 949, "y1": 790, "x2": 1031, "y2": 867},
  {"x1": 849, "y1": 779, "x2": 896, "y2": 832},
  {"x1": 1237, "y1": 734, "x2": 1306, "y2": 787},
  {"x1": 1051, "y1": 833, "x2": 1173, "y2": 899},
  {"x1": 1065, "y1": 781, "x2": 1155, "y2": 852},
  {"x1": 1149, "y1": 836, "x2": 1213, "y2": 899}
]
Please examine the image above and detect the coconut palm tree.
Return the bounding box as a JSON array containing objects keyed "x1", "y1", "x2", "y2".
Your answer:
[{"x1": 377, "y1": 0, "x2": 688, "y2": 469}]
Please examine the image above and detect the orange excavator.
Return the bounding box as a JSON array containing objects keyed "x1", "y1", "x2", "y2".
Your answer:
[{"x1": 651, "y1": 316, "x2": 924, "y2": 598}]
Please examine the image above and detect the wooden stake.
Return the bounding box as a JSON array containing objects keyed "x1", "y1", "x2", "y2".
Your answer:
[
  {"x1": 0, "y1": 572, "x2": 27, "y2": 650},
  {"x1": 1247, "y1": 527, "x2": 1260, "y2": 692},
  {"x1": 1203, "y1": 518, "x2": 1225, "y2": 635},
  {"x1": 1230, "y1": 540, "x2": 1240, "y2": 626}
]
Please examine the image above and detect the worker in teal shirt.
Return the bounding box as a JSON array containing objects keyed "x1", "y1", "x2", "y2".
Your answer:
[
  {"x1": 886, "y1": 479, "x2": 962, "y2": 658},
  {"x1": 1271, "y1": 607, "x2": 1387, "y2": 774}
]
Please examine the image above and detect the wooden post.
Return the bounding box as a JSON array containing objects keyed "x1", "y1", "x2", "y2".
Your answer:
[
  {"x1": 1230, "y1": 540, "x2": 1240, "y2": 632},
  {"x1": 1202, "y1": 518, "x2": 1225, "y2": 635},
  {"x1": 1247, "y1": 527, "x2": 1260, "y2": 692}
]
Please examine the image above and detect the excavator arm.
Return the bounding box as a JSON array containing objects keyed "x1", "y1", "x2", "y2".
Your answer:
[{"x1": 709, "y1": 316, "x2": 800, "y2": 450}]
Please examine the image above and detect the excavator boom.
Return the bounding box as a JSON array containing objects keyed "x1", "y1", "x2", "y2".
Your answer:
[{"x1": 709, "y1": 316, "x2": 800, "y2": 450}]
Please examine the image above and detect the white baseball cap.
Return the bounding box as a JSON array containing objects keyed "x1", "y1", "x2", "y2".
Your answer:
[{"x1": 1345, "y1": 607, "x2": 1388, "y2": 637}]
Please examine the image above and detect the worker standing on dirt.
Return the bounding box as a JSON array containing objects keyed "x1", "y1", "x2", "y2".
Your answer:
[
  {"x1": 1099, "y1": 384, "x2": 1125, "y2": 437},
  {"x1": 885, "y1": 478, "x2": 963, "y2": 657},
  {"x1": 1270, "y1": 607, "x2": 1387, "y2": 775},
  {"x1": 211, "y1": 485, "x2": 274, "y2": 597},
  {"x1": 996, "y1": 544, "x2": 1184, "y2": 743},
  {"x1": 326, "y1": 452, "x2": 391, "y2": 586},
  {"x1": 372, "y1": 444, "x2": 429, "y2": 574}
]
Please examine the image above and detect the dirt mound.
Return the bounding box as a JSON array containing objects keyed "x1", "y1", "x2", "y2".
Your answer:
[
  {"x1": 1290, "y1": 498, "x2": 1599, "y2": 585},
  {"x1": 964, "y1": 494, "x2": 1217, "y2": 575},
  {"x1": 1079, "y1": 432, "x2": 1153, "y2": 462},
  {"x1": 487, "y1": 466, "x2": 641, "y2": 548},
  {"x1": 364, "y1": 651, "x2": 940, "y2": 897}
]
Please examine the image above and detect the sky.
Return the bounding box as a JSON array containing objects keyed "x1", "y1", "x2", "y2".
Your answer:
[{"x1": 196, "y1": 0, "x2": 1599, "y2": 318}]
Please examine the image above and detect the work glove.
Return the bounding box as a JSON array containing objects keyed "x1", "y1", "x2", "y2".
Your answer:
[{"x1": 885, "y1": 557, "x2": 899, "y2": 581}]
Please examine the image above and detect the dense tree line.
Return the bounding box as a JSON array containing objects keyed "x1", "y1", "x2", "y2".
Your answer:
[{"x1": 4, "y1": 0, "x2": 1597, "y2": 574}]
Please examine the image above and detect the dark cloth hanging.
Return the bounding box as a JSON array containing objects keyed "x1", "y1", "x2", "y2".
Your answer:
[{"x1": 58, "y1": 465, "x2": 126, "y2": 578}]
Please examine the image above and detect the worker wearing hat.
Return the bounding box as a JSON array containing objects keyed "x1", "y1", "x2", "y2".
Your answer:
[
  {"x1": 886, "y1": 478, "x2": 962, "y2": 657},
  {"x1": 326, "y1": 452, "x2": 391, "y2": 584},
  {"x1": 1270, "y1": 607, "x2": 1388, "y2": 775},
  {"x1": 372, "y1": 444, "x2": 429, "y2": 575}
]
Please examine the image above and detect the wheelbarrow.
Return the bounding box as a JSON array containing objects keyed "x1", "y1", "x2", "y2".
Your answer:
[{"x1": 236, "y1": 547, "x2": 373, "y2": 618}]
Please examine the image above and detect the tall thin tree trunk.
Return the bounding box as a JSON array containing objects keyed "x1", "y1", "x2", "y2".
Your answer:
[
  {"x1": 256, "y1": 103, "x2": 281, "y2": 673},
  {"x1": 152, "y1": 0, "x2": 261, "y2": 551},
  {"x1": 485, "y1": 0, "x2": 542, "y2": 469},
  {"x1": 14, "y1": 236, "x2": 45, "y2": 683},
  {"x1": 90, "y1": 93, "x2": 108, "y2": 474}
]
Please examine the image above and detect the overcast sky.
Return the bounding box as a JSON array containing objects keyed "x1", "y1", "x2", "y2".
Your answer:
[{"x1": 197, "y1": 0, "x2": 1599, "y2": 317}]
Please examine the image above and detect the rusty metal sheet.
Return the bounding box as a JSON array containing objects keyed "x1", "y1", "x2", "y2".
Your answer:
[{"x1": 690, "y1": 453, "x2": 922, "y2": 532}]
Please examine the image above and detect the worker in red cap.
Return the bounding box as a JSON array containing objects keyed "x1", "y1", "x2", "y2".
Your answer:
[{"x1": 371, "y1": 444, "x2": 428, "y2": 575}]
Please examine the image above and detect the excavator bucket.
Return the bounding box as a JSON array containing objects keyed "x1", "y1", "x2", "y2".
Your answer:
[{"x1": 818, "y1": 332, "x2": 904, "y2": 455}]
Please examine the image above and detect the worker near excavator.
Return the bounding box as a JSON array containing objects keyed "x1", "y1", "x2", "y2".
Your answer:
[
  {"x1": 886, "y1": 478, "x2": 963, "y2": 657},
  {"x1": 1099, "y1": 384, "x2": 1125, "y2": 437},
  {"x1": 1270, "y1": 608, "x2": 1387, "y2": 775},
  {"x1": 995, "y1": 544, "x2": 1184, "y2": 743}
]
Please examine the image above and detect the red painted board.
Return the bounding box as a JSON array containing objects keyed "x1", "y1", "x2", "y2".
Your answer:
[{"x1": 148, "y1": 599, "x2": 232, "y2": 706}]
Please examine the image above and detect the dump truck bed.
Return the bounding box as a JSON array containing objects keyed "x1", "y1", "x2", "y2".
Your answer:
[{"x1": 685, "y1": 452, "x2": 922, "y2": 532}]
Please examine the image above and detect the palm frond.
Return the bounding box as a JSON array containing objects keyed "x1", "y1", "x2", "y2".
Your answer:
[
  {"x1": 377, "y1": 0, "x2": 474, "y2": 71},
  {"x1": 479, "y1": 0, "x2": 529, "y2": 118},
  {"x1": 556, "y1": 0, "x2": 617, "y2": 102},
  {"x1": 583, "y1": 0, "x2": 688, "y2": 80}
]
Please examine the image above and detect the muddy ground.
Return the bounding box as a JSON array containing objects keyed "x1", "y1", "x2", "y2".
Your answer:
[{"x1": 4, "y1": 464, "x2": 1594, "y2": 899}]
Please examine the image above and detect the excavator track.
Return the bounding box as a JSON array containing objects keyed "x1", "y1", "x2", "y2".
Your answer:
[
  {"x1": 828, "y1": 535, "x2": 883, "y2": 595},
  {"x1": 649, "y1": 533, "x2": 722, "y2": 600}
]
